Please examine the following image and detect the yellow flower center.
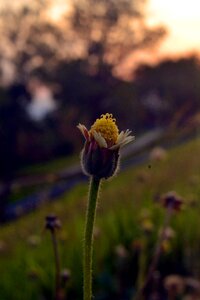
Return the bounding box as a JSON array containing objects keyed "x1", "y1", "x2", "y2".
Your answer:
[{"x1": 90, "y1": 113, "x2": 119, "y2": 145}]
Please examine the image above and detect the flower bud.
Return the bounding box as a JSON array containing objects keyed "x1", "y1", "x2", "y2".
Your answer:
[
  {"x1": 81, "y1": 140, "x2": 119, "y2": 179},
  {"x1": 45, "y1": 215, "x2": 61, "y2": 231},
  {"x1": 77, "y1": 113, "x2": 135, "y2": 179}
]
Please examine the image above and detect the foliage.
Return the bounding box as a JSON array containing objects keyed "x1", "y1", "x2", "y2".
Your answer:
[
  {"x1": 0, "y1": 137, "x2": 200, "y2": 299},
  {"x1": 0, "y1": 0, "x2": 165, "y2": 81},
  {"x1": 135, "y1": 56, "x2": 200, "y2": 105},
  {"x1": 69, "y1": 0, "x2": 165, "y2": 74},
  {"x1": 1, "y1": 55, "x2": 200, "y2": 177}
]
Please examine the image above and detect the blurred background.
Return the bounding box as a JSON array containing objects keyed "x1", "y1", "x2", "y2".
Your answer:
[
  {"x1": 1, "y1": 1, "x2": 200, "y2": 299},
  {"x1": 1, "y1": 0, "x2": 200, "y2": 189}
]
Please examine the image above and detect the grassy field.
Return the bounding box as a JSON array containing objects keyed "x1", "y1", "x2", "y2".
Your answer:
[{"x1": 0, "y1": 137, "x2": 200, "y2": 299}]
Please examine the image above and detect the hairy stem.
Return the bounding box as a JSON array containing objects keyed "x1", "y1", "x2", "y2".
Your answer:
[{"x1": 83, "y1": 176, "x2": 101, "y2": 300}]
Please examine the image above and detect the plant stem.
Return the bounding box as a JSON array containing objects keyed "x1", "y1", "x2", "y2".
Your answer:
[
  {"x1": 84, "y1": 176, "x2": 101, "y2": 300},
  {"x1": 136, "y1": 237, "x2": 147, "y2": 292},
  {"x1": 134, "y1": 205, "x2": 172, "y2": 300},
  {"x1": 51, "y1": 229, "x2": 61, "y2": 300}
]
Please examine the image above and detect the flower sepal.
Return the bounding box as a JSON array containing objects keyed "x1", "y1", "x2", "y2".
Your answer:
[{"x1": 81, "y1": 140, "x2": 119, "y2": 179}]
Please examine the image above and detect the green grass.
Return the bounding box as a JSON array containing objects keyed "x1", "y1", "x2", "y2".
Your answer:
[
  {"x1": 18, "y1": 154, "x2": 78, "y2": 176},
  {"x1": 9, "y1": 154, "x2": 79, "y2": 203},
  {"x1": 0, "y1": 137, "x2": 200, "y2": 299}
]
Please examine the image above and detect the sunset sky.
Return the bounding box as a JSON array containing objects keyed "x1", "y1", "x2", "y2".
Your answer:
[
  {"x1": 50, "y1": 0, "x2": 200, "y2": 57},
  {"x1": 147, "y1": 0, "x2": 200, "y2": 56},
  {"x1": 115, "y1": 0, "x2": 200, "y2": 77},
  {"x1": 0, "y1": 0, "x2": 200, "y2": 80},
  {"x1": 1, "y1": 0, "x2": 200, "y2": 57}
]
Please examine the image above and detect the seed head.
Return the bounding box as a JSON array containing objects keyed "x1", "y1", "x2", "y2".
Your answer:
[{"x1": 45, "y1": 215, "x2": 61, "y2": 231}]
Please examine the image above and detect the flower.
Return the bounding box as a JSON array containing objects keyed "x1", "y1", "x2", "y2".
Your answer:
[
  {"x1": 159, "y1": 191, "x2": 183, "y2": 212},
  {"x1": 164, "y1": 275, "x2": 185, "y2": 296},
  {"x1": 77, "y1": 113, "x2": 134, "y2": 179}
]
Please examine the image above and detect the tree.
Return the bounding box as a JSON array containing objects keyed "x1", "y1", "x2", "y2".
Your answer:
[
  {"x1": 0, "y1": 0, "x2": 166, "y2": 83},
  {"x1": 134, "y1": 56, "x2": 200, "y2": 128},
  {"x1": 0, "y1": 1, "x2": 68, "y2": 83},
  {"x1": 69, "y1": 0, "x2": 166, "y2": 76}
]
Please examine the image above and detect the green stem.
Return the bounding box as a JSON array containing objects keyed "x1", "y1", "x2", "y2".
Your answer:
[
  {"x1": 84, "y1": 176, "x2": 101, "y2": 300},
  {"x1": 136, "y1": 237, "x2": 147, "y2": 292}
]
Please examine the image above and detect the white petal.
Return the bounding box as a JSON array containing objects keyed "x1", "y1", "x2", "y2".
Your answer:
[
  {"x1": 119, "y1": 135, "x2": 135, "y2": 147},
  {"x1": 117, "y1": 129, "x2": 131, "y2": 143},
  {"x1": 123, "y1": 129, "x2": 132, "y2": 138},
  {"x1": 109, "y1": 144, "x2": 120, "y2": 150},
  {"x1": 110, "y1": 130, "x2": 135, "y2": 150},
  {"x1": 116, "y1": 131, "x2": 125, "y2": 144},
  {"x1": 93, "y1": 130, "x2": 108, "y2": 148},
  {"x1": 77, "y1": 123, "x2": 90, "y2": 140}
]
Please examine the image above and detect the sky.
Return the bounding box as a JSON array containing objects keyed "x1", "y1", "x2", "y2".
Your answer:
[
  {"x1": 48, "y1": 0, "x2": 200, "y2": 77},
  {"x1": 147, "y1": 0, "x2": 200, "y2": 57},
  {"x1": 29, "y1": 0, "x2": 200, "y2": 58},
  {"x1": 115, "y1": 0, "x2": 200, "y2": 78},
  {"x1": 1, "y1": 0, "x2": 200, "y2": 58},
  {"x1": 1, "y1": 0, "x2": 200, "y2": 80},
  {"x1": 50, "y1": 0, "x2": 200, "y2": 57}
]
